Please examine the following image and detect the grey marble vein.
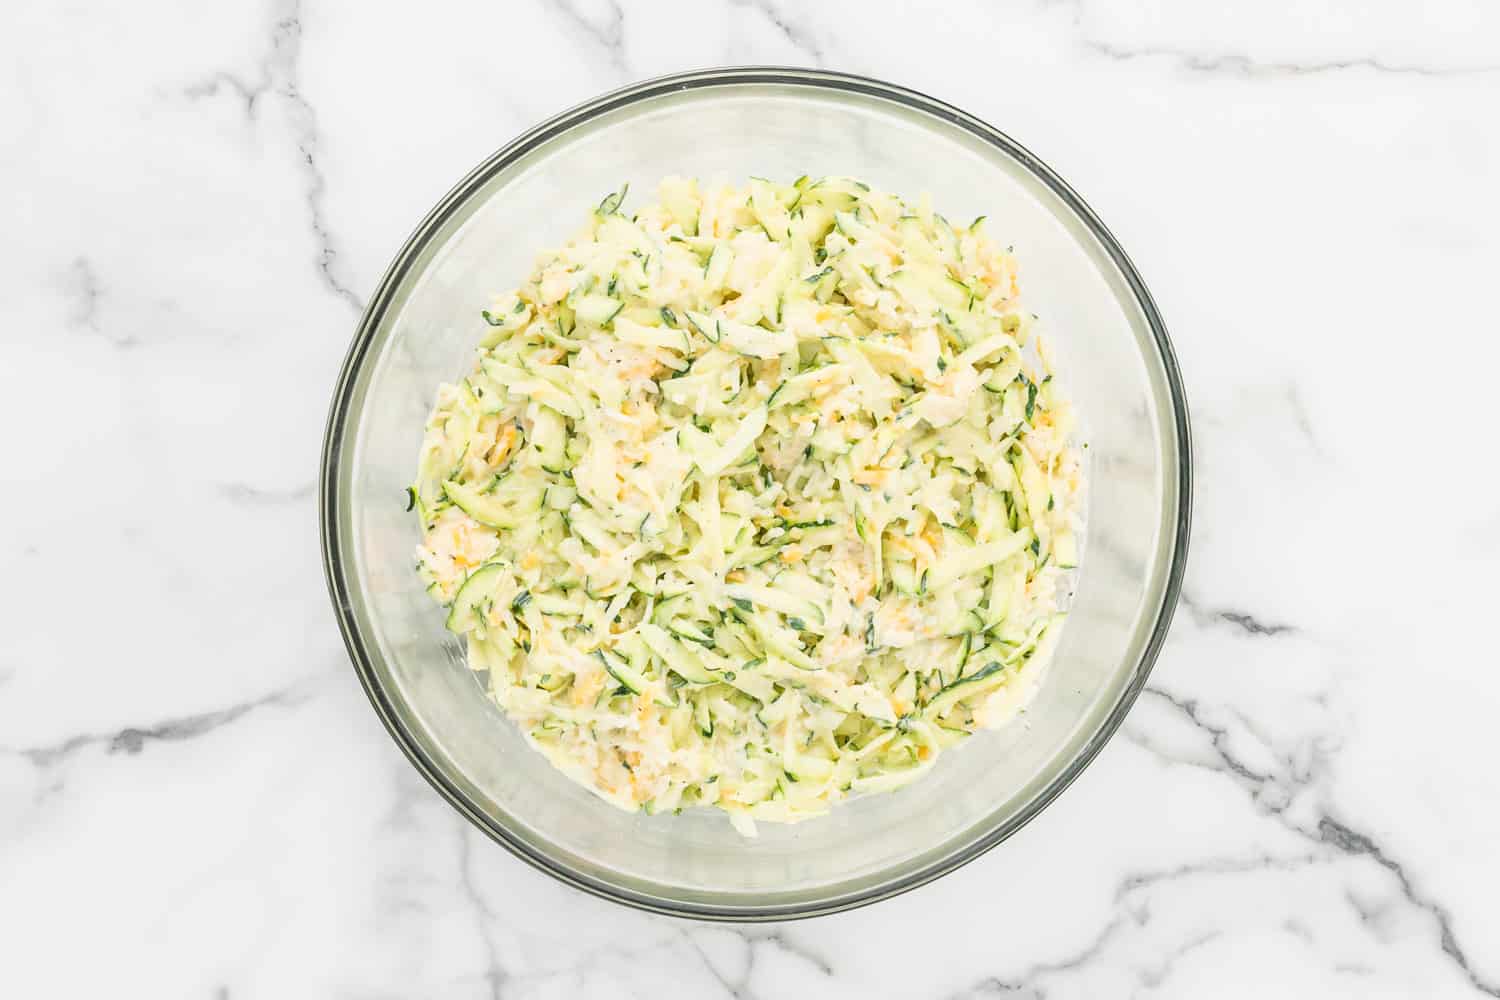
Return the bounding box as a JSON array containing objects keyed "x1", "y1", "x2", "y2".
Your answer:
[
  {"x1": 7, "y1": 685, "x2": 303, "y2": 768},
  {"x1": 65, "y1": 257, "x2": 102, "y2": 331},
  {"x1": 684, "y1": 925, "x2": 835, "y2": 1000},
  {"x1": 272, "y1": 1, "x2": 365, "y2": 313},
  {"x1": 1317, "y1": 815, "x2": 1500, "y2": 997},
  {"x1": 455, "y1": 820, "x2": 509, "y2": 1000},
  {"x1": 1282, "y1": 382, "x2": 1325, "y2": 456},
  {"x1": 1131, "y1": 683, "x2": 1498, "y2": 994},
  {"x1": 944, "y1": 912, "x2": 1137, "y2": 999},
  {"x1": 1138, "y1": 682, "x2": 1330, "y2": 822},
  {"x1": 182, "y1": 71, "x2": 270, "y2": 118},
  {"x1": 1129, "y1": 688, "x2": 1278, "y2": 791},
  {"x1": 1343, "y1": 886, "x2": 1387, "y2": 927},
  {"x1": 63, "y1": 257, "x2": 139, "y2": 348},
  {"x1": 182, "y1": 0, "x2": 362, "y2": 312},
  {"x1": 741, "y1": 929, "x2": 834, "y2": 977},
  {"x1": 546, "y1": 0, "x2": 628, "y2": 75},
  {"x1": 1082, "y1": 40, "x2": 1500, "y2": 79},
  {"x1": 1113, "y1": 851, "x2": 1325, "y2": 903},
  {"x1": 1332, "y1": 958, "x2": 1377, "y2": 979},
  {"x1": 1282, "y1": 917, "x2": 1317, "y2": 946},
  {"x1": 728, "y1": 0, "x2": 826, "y2": 65},
  {"x1": 1178, "y1": 591, "x2": 1299, "y2": 638},
  {"x1": 1138, "y1": 930, "x2": 1221, "y2": 990},
  {"x1": 1215, "y1": 611, "x2": 1297, "y2": 637},
  {"x1": 681, "y1": 932, "x2": 752, "y2": 1000},
  {"x1": 381, "y1": 761, "x2": 438, "y2": 833},
  {"x1": 497, "y1": 931, "x2": 686, "y2": 995},
  {"x1": 969, "y1": 817, "x2": 1497, "y2": 996},
  {"x1": 216, "y1": 481, "x2": 315, "y2": 505}
]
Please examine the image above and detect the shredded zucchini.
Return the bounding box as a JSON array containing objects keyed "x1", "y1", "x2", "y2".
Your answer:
[{"x1": 413, "y1": 177, "x2": 1083, "y2": 832}]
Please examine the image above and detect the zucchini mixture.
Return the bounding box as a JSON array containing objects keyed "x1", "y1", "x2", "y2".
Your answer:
[{"x1": 412, "y1": 177, "x2": 1082, "y2": 833}]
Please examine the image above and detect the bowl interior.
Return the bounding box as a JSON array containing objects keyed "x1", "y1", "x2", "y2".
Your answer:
[{"x1": 325, "y1": 71, "x2": 1186, "y2": 917}]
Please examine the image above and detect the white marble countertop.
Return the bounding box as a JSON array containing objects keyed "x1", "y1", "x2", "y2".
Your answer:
[{"x1": 5, "y1": 1, "x2": 1499, "y2": 996}]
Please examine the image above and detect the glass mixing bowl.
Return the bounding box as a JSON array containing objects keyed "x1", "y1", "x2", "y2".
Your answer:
[{"x1": 320, "y1": 68, "x2": 1191, "y2": 920}]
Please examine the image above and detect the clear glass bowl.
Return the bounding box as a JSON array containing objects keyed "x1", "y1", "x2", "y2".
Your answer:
[{"x1": 320, "y1": 68, "x2": 1191, "y2": 920}]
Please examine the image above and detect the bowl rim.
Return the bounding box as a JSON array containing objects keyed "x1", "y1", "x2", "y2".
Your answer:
[{"x1": 320, "y1": 65, "x2": 1192, "y2": 922}]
